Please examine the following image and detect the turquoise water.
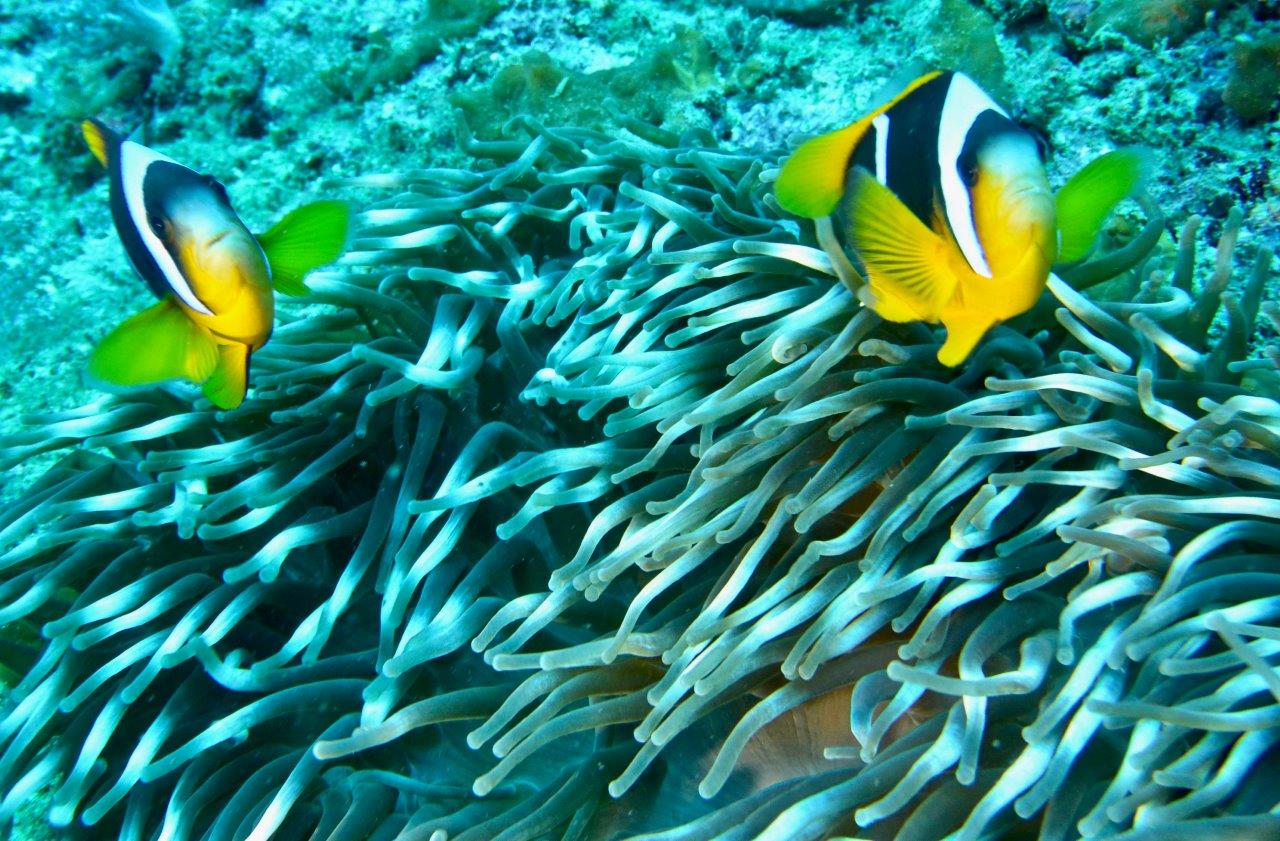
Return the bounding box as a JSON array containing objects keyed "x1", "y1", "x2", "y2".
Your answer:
[{"x1": 1, "y1": 1, "x2": 1278, "y2": 838}]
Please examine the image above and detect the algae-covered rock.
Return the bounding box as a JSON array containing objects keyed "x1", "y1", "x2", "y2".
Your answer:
[
  {"x1": 728, "y1": 0, "x2": 858, "y2": 25},
  {"x1": 1086, "y1": 0, "x2": 1225, "y2": 47},
  {"x1": 451, "y1": 27, "x2": 718, "y2": 139},
  {"x1": 926, "y1": 0, "x2": 1011, "y2": 102},
  {"x1": 976, "y1": 0, "x2": 1047, "y2": 24},
  {"x1": 1222, "y1": 33, "x2": 1280, "y2": 121},
  {"x1": 321, "y1": 0, "x2": 499, "y2": 101},
  {"x1": 452, "y1": 51, "x2": 612, "y2": 137}
]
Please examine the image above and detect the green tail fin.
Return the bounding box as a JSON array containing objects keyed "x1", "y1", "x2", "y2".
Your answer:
[
  {"x1": 1055, "y1": 147, "x2": 1152, "y2": 264},
  {"x1": 89, "y1": 298, "x2": 218, "y2": 386},
  {"x1": 257, "y1": 200, "x2": 351, "y2": 296},
  {"x1": 202, "y1": 343, "x2": 250, "y2": 410}
]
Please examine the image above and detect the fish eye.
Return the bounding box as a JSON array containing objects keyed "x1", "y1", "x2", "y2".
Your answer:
[
  {"x1": 148, "y1": 217, "x2": 166, "y2": 236},
  {"x1": 961, "y1": 163, "x2": 979, "y2": 187}
]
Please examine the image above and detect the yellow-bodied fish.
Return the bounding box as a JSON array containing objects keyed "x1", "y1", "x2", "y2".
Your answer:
[
  {"x1": 775, "y1": 70, "x2": 1149, "y2": 366},
  {"x1": 81, "y1": 118, "x2": 350, "y2": 409}
]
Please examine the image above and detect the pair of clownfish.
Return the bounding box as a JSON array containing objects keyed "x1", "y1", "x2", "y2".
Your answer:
[{"x1": 83, "y1": 71, "x2": 1141, "y2": 409}]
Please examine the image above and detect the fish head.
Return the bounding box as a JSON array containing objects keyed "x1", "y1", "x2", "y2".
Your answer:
[
  {"x1": 144, "y1": 167, "x2": 274, "y2": 345},
  {"x1": 966, "y1": 131, "x2": 1057, "y2": 312}
]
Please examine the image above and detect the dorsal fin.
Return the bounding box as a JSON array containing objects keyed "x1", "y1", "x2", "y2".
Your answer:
[{"x1": 81, "y1": 118, "x2": 119, "y2": 168}]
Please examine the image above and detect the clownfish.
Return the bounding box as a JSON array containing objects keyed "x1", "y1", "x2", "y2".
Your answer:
[
  {"x1": 775, "y1": 70, "x2": 1148, "y2": 366},
  {"x1": 81, "y1": 118, "x2": 350, "y2": 409}
]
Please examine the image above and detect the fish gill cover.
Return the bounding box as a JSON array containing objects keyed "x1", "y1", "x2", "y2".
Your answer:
[{"x1": 0, "y1": 107, "x2": 1279, "y2": 839}]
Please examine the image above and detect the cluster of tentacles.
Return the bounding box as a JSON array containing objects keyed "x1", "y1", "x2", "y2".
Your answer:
[{"x1": 1, "y1": 115, "x2": 1278, "y2": 840}]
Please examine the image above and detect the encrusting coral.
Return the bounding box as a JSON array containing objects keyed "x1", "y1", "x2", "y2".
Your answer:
[{"x1": 1, "y1": 113, "x2": 1279, "y2": 839}]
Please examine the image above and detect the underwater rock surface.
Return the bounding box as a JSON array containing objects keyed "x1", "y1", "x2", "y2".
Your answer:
[{"x1": 1, "y1": 0, "x2": 1279, "y2": 838}]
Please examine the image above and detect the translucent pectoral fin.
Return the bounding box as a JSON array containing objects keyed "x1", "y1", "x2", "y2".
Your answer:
[
  {"x1": 89, "y1": 298, "x2": 218, "y2": 386},
  {"x1": 1055, "y1": 147, "x2": 1152, "y2": 264},
  {"x1": 257, "y1": 200, "x2": 351, "y2": 296}
]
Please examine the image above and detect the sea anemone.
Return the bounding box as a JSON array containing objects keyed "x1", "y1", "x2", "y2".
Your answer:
[{"x1": 1, "y1": 113, "x2": 1278, "y2": 839}]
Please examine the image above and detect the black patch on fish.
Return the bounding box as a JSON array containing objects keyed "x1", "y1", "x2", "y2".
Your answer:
[
  {"x1": 956, "y1": 110, "x2": 1023, "y2": 190},
  {"x1": 107, "y1": 152, "x2": 171, "y2": 301},
  {"x1": 841, "y1": 72, "x2": 953, "y2": 232},
  {"x1": 143, "y1": 161, "x2": 218, "y2": 220},
  {"x1": 882, "y1": 72, "x2": 951, "y2": 228}
]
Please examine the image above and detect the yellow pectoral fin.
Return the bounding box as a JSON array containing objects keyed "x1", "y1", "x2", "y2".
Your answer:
[
  {"x1": 937, "y1": 310, "x2": 998, "y2": 367},
  {"x1": 844, "y1": 168, "x2": 958, "y2": 322},
  {"x1": 202, "y1": 343, "x2": 251, "y2": 410},
  {"x1": 257, "y1": 200, "x2": 351, "y2": 296},
  {"x1": 1055, "y1": 147, "x2": 1153, "y2": 264},
  {"x1": 81, "y1": 119, "x2": 112, "y2": 167},
  {"x1": 89, "y1": 298, "x2": 219, "y2": 386}
]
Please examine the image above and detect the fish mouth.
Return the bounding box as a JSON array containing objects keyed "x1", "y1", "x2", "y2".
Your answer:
[
  {"x1": 205, "y1": 231, "x2": 230, "y2": 248},
  {"x1": 1011, "y1": 183, "x2": 1052, "y2": 200}
]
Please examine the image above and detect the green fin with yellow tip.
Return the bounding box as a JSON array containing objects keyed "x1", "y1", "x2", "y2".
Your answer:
[
  {"x1": 89, "y1": 298, "x2": 219, "y2": 387},
  {"x1": 257, "y1": 200, "x2": 351, "y2": 296},
  {"x1": 843, "y1": 168, "x2": 957, "y2": 321},
  {"x1": 81, "y1": 118, "x2": 115, "y2": 168},
  {"x1": 776, "y1": 121, "x2": 871, "y2": 218},
  {"x1": 202, "y1": 343, "x2": 250, "y2": 410},
  {"x1": 1055, "y1": 147, "x2": 1152, "y2": 264}
]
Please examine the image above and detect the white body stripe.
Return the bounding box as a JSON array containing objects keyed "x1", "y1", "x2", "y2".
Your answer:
[
  {"x1": 872, "y1": 113, "x2": 890, "y2": 185},
  {"x1": 119, "y1": 140, "x2": 214, "y2": 315},
  {"x1": 937, "y1": 73, "x2": 1007, "y2": 279}
]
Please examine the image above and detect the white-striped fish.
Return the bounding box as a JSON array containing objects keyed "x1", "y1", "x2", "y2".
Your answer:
[
  {"x1": 776, "y1": 70, "x2": 1148, "y2": 366},
  {"x1": 82, "y1": 118, "x2": 350, "y2": 408}
]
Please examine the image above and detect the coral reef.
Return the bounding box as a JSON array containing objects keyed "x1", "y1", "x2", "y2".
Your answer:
[
  {"x1": 319, "y1": 0, "x2": 500, "y2": 101},
  {"x1": 108, "y1": 0, "x2": 181, "y2": 63},
  {"x1": 925, "y1": 0, "x2": 1011, "y2": 101},
  {"x1": 1, "y1": 115, "x2": 1278, "y2": 839},
  {"x1": 1086, "y1": 0, "x2": 1227, "y2": 47},
  {"x1": 724, "y1": 0, "x2": 860, "y2": 26},
  {"x1": 450, "y1": 29, "x2": 718, "y2": 141},
  {"x1": 3, "y1": 0, "x2": 1276, "y2": 459},
  {"x1": 1223, "y1": 31, "x2": 1280, "y2": 121}
]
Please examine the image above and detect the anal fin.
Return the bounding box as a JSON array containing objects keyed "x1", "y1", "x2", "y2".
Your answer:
[
  {"x1": 202, "y1": 343, "x2": 251, "y2": 410},
  {"x1": 937, "y1": 310, "x2": 997, "y2": 367}
]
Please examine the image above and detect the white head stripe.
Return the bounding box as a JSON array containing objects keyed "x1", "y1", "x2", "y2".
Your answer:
[
  {"x1": 120, "y1": 141, "x2": 214, "y2": 315},
  {"x1": 872, "y1": 113, "x2": 890, "y2": 185},
  {"x1": 937, "y1": 73, "x2": 1008, "y2": 279}
]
